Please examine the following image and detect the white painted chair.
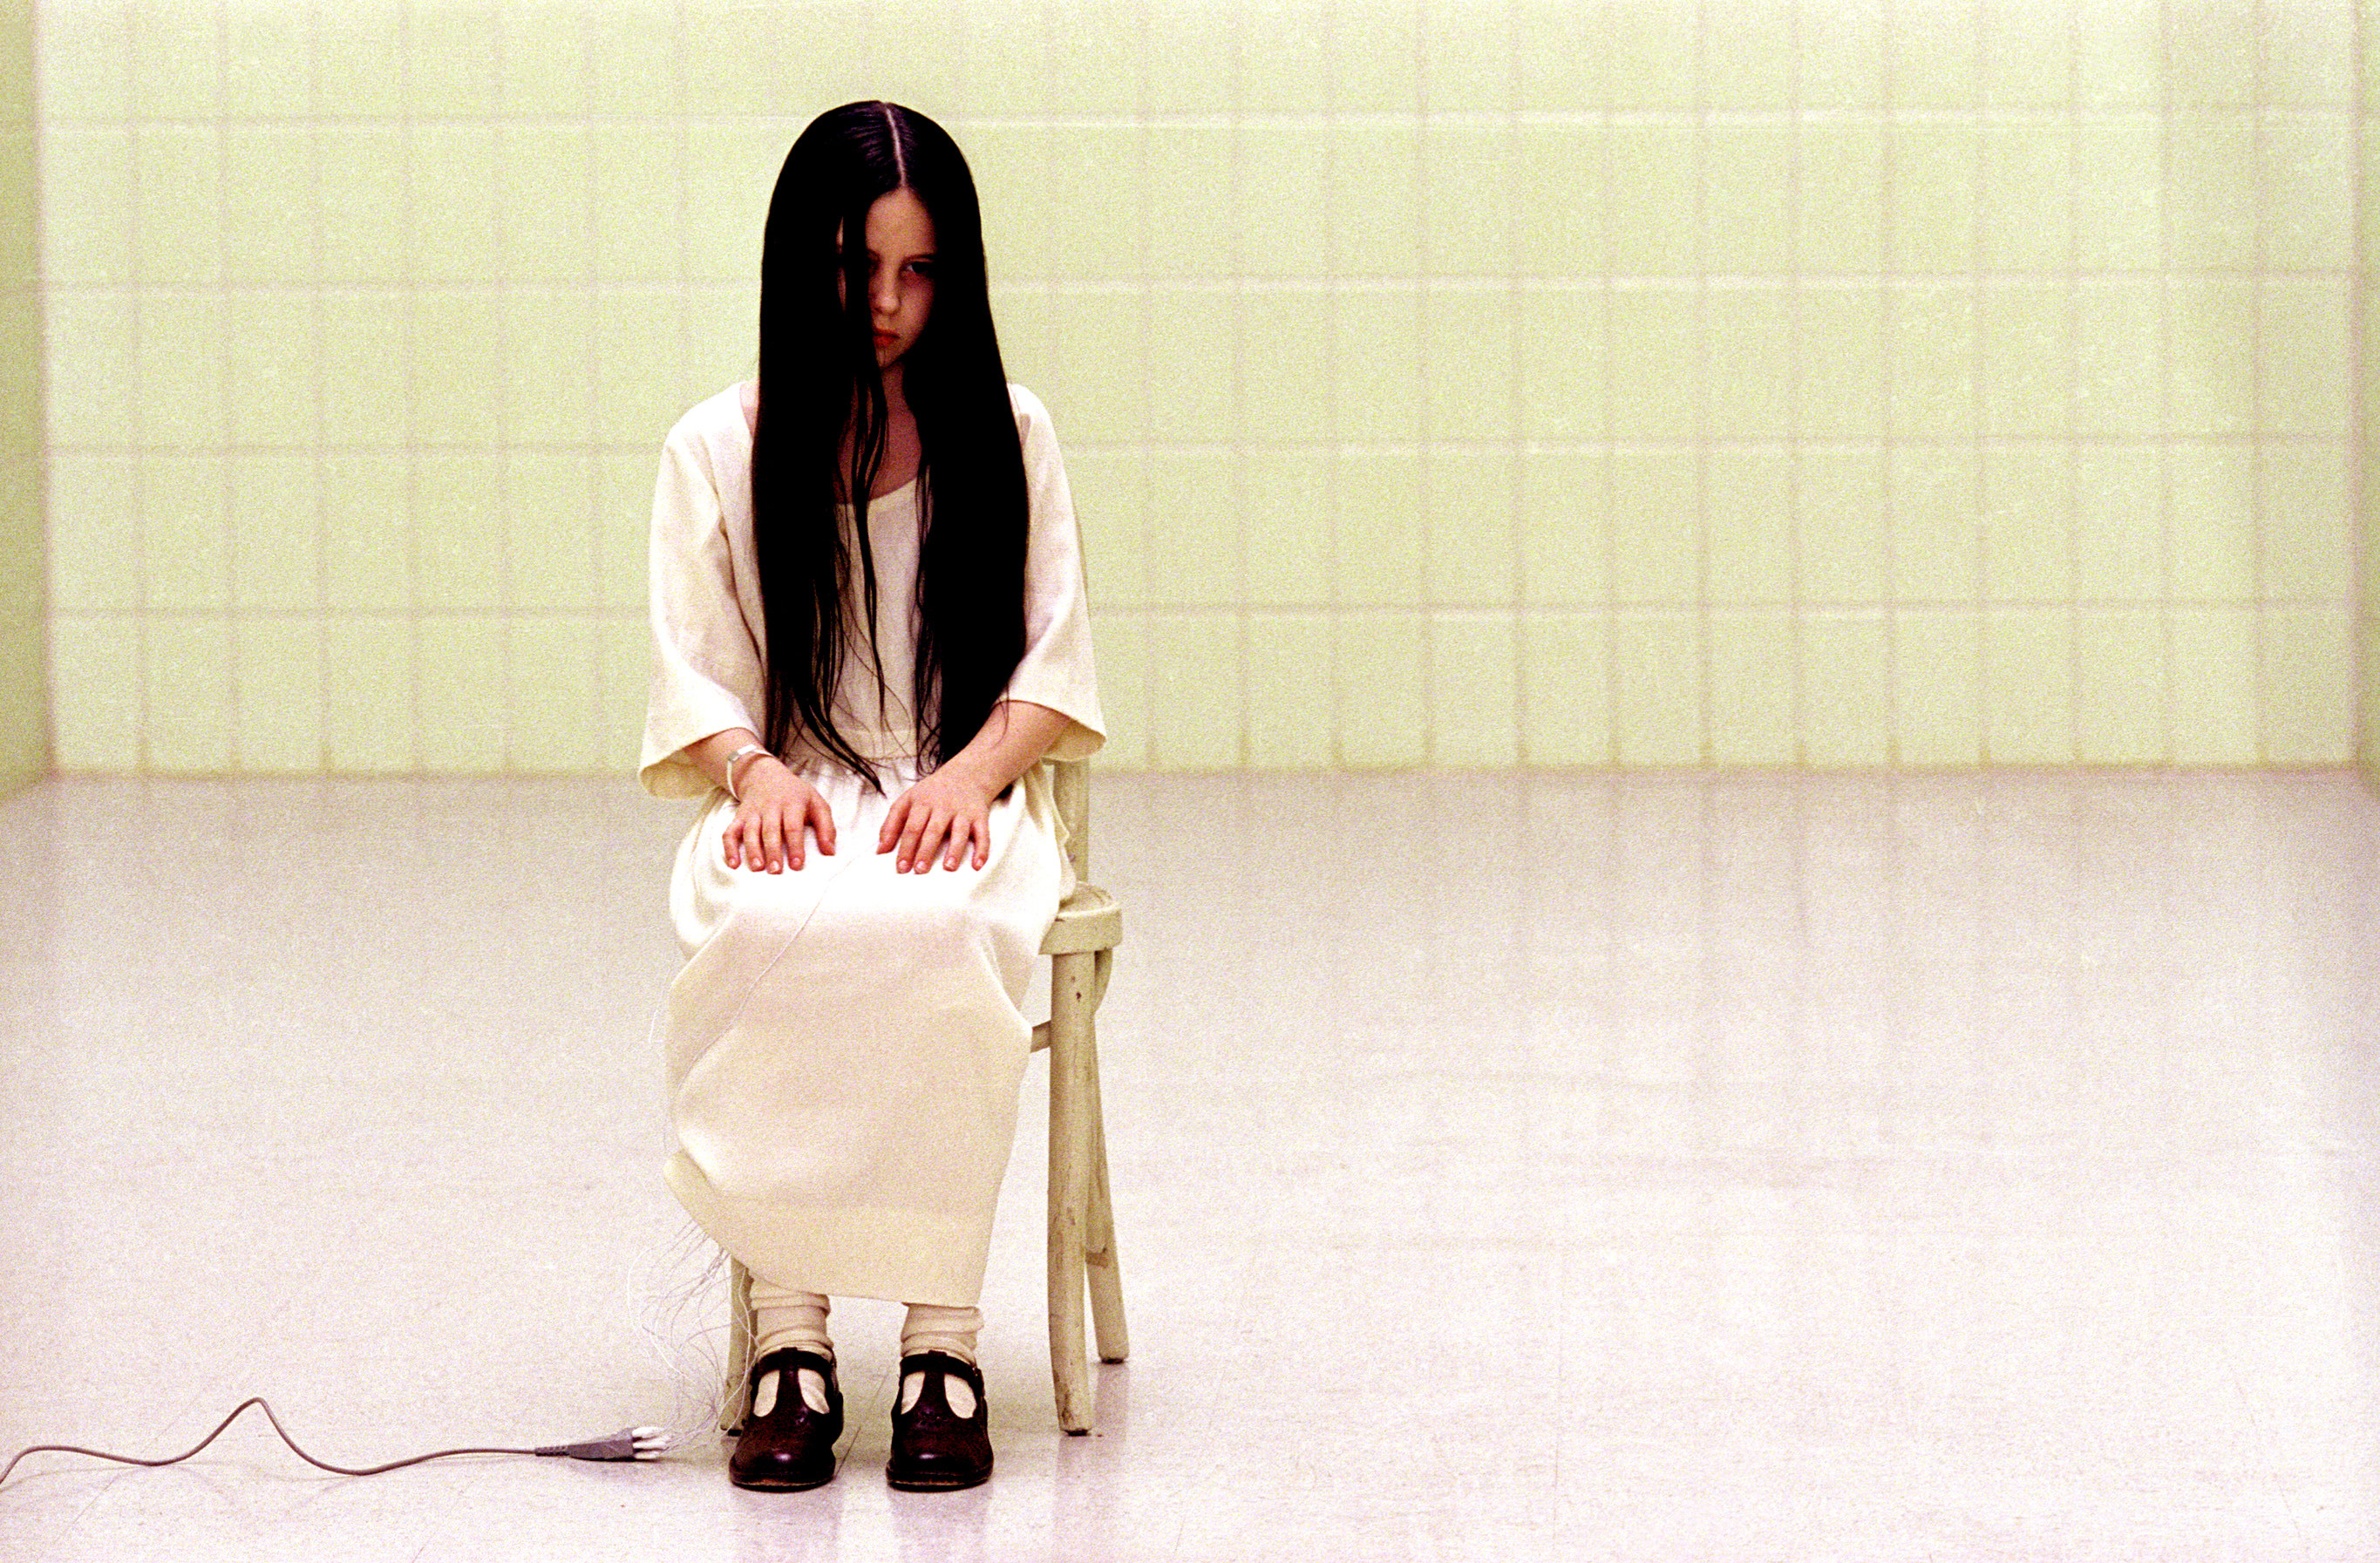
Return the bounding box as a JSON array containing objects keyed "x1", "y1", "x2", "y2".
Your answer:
[{"x1": 719, "y1": 756, "x2": 1128, "y2": 1434}]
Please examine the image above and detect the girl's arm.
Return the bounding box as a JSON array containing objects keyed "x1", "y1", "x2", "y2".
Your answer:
[{"x1": 879, "y1": 700, "x2": 1071, "y2": 873}]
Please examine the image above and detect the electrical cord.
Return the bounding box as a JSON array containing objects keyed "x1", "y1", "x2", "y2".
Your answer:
[{"x1": 0, "y1": 1397, "x2": 669, "y2": 1489}]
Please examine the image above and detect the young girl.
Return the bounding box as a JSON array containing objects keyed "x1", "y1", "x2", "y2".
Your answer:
[{"x1": 639, "y1": 101, "x2": 1102, "y2": 1493}]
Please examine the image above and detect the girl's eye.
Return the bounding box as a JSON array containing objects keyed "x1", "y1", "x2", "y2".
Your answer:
[{"x1": 908, "y1": 260, "x2": 935, "y2": 277}]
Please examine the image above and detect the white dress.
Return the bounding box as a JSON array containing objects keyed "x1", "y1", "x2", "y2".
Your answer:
[{"x1": 639, "y1": 382, "x2": 1103, "y2": 1306}]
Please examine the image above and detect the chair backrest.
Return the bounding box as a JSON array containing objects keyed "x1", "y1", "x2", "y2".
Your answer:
[{"x1": 1050, "y1": 757, "x2": 1090, "y2": 882}]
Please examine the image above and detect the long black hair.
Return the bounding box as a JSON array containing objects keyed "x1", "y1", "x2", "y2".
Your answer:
[{"x1": 751, "y1": 101, "x2": 1028, "y2": 783}]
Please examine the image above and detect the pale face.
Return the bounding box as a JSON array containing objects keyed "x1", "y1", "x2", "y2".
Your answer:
[{"x1": 842, "y1": 186, "x2": 937, "y2": 370}]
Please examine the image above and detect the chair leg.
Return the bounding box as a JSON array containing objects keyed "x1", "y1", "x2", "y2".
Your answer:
[
  {"x1": 1047, "y1": 950, "x2": 1095, "y2": 1433},
  {"x1": 1081, "y1": 991, "x2": 1129, "y2": 1365},
  {"x1": 719, "y1": 1258, "x2": 755, "y2": 1434}
]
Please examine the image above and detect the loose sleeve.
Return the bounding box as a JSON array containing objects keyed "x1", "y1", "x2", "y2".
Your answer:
[
  {"x1": 1003, "y1": 387, "x2": 1105, "y2": 761},
  {"x1": 638, "y1": 427, "x2": 765, "y2": 798}
]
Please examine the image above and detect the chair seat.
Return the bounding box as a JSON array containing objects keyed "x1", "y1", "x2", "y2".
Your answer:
[{"x1": 1039, "y1": 883, "x2": 1121, "y2": 955}]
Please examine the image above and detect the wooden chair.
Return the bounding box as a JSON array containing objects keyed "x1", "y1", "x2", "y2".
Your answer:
[{"x1": 718, "y1": 757, "x2": 1128, "y2": 1434}]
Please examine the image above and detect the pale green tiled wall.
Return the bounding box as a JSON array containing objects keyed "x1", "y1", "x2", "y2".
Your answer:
[
  {"x1": 3, "y1": 0, "x2": 45, "y2": 792},
  {"x1": 31, "y1": 0, "x2": 2368, "y2": 772}
]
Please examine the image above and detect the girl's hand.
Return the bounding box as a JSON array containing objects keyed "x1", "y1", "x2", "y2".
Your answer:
[
  {"x1": 724, "y1": 758, "x2": 837, "y2": 873},
  {"x1": 880, "y1": 764, "x2": 997, "y2": 873}
]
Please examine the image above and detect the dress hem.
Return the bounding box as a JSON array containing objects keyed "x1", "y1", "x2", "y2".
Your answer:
[{"x1": 664, "y1": 1152, "x2": 1001, "y2": 1308}]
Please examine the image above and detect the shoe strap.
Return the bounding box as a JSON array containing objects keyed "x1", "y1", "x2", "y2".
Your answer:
[
  {"x1": 896, "y1": 1351, "x2": 984, "y2": 1417},
  {"x1": 752, "y1": 1345, "x2": 839, "y2": 1390},
  {"x1": 899, "y1": 1351, "x2": 983, "y2": 1390}
]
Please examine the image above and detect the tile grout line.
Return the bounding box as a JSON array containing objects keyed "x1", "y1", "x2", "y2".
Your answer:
[
  {"x1": 2250, "y1": 0, "x2": 2271, "y2": 765},
  {"x1": 212, "y1": 0, "x2": 240, "y2": 775},
  {"x1": 1596, "y1": 23, "x2": 1618, "y2": 770},
  {"x1": 2353, "y1": 0, "x2": 2371, "y2": 773},
  {"x1": 1504, "y1": 0, "x2": 1524, "y2": 770},
  {"x1": 1785, "y1": 0, "x2": 1807, "y2": 769},
  {"x1": 2064, "y1": 0, "x2": 2084, "y2": 768},
  {"x1": 399, "y1": 0, "x2": 426, "y2": 774},
  {"x1": 1132, "y1": 7, "x2": 1157, "y2": 774},
  {"x1": 2159, "y1": 0, "x2": 2181, "y2": 765},
  {"x1": 1318, "y1": 0, "x2": 1343, "y2": 773},
  {"x1": 37, "y1": 263, "x2": 2369, "y2": 290},
  {"x1": 1965, "y1": 3, "x2": 1991, "y2": 768},
  {"x1": 1692, "y1": 0, "x2": 1712, "y2": 767},
  {"x1": 492, "y1": 1, "x2": 521, "y2": 775},
  {"x1": 1411, "y1": 0, "x2": 1431, "y2": 771},
  {"x1": 1879, "y1": 0, "x2": 1906, "y2": 766},
  {"x1": 299, "y1": 2, "x2": 328, "y2": 778},
  {"x1": 126, "y1": 0, "x2": 151, "y2": 775},
  {"x1": 665, "y1": 0, "x2": 692, "y2": 779},
  {"x1": 1229, "y1": 3, "x2": 1249, "y2": 771}
]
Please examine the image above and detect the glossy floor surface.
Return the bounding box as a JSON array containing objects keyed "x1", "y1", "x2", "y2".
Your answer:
[{"x1": 3, "y1": 771, "x2": 2378, "y2": 1561}]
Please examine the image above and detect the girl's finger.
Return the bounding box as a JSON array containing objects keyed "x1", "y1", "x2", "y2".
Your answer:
[
  {"x1": 898, "y1": 808, "x2": 935, "y2": 873},
  {"x1": 971, "y1": 812, "x2": 989, "y2": 870},
  {"x1": 927, "y1": 809, "x2": 962, "y2": 873},
  {"x1": 879, "y1": 793, "x2": 911, "y2": 854},
  {"x1": 784, "y1": 801, "x2": 805, "y2": 869},
  {"x1": 807, "y1": 789, "x2": 837, "y2": 855},
  {"x1": 922, "y1": 812, "x2": 957, "y2": 873},
  {"x1": 760, "y1": 805, "x2": 786, "y2": 873},
  {"x1": 723, "y1": 816, "x2": 743, "y2": 869},
  {"x1": 943, "y1": 812, "x2": 975, "y2": 870}
]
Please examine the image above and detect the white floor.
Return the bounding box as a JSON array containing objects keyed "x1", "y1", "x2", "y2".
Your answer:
[{"x1": 3, "y1": 771, "x2": 2378, "y2": 1561}]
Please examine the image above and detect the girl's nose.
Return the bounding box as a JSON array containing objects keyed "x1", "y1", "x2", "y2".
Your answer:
[{"x1": 872, "y1": 269, "x2": 901, "y2": 317}]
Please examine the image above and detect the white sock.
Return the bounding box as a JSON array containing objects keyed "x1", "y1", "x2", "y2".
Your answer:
[
  {"x1": 750, "y1": 1282, "x2": 834, "y2": 1415},
  {"x1": 899, "y1": 1303, "x2": 981, "y2": 1418}
]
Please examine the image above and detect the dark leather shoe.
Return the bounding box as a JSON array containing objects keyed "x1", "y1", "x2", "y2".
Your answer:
[
  {"x1": 886, "y1": 1352, "x2": 992, "y2": 1491},
  {"x1": 730, "y1": 1348, "x2": 843, "y2": 1491}
]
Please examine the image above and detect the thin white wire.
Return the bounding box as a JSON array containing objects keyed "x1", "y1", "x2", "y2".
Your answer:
[{"x1": 630, "y1": 1214, "x2": 737, "y2": 1450}]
